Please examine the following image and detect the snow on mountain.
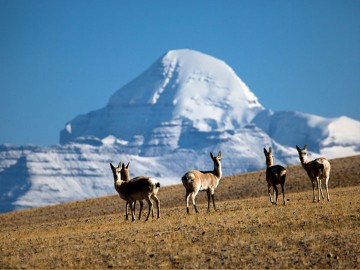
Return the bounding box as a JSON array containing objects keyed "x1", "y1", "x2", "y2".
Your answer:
[
  {"x1": 60, "y1": 49, "x2": 264, "y2": 149},
  {"x1": 0, "y1": 129, "x2": 297, "y2": 213},
  {"x1": 252, "y1": 110, "x2": 360, "y2": 158},
  {"x1": 320, "y1": 116, "x2": 360, "y2": 157},
  {"x1": 1, "y1": 49, "x2": 359, "y2": 213}
]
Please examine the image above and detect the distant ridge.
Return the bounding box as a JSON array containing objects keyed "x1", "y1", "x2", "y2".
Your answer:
[{"x1": 1, "y1": 49, "x2": 359, "y2": 213}]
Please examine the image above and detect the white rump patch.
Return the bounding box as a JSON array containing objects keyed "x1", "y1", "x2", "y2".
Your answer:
[{"x1": 149, "y1": 178, "x2": 159, "y2": 186}]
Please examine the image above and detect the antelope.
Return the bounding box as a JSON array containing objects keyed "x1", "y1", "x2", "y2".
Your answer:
[
  {"x1": 121, "y1": 162, "x2": 144, "y2": 221},
  {"x1": 263, "y1": 147, "x2": 287, "y2": 205},
  {"x1": 182, "y1": 151, "x2": 222, "y2": 214},
  {"x1": 296, "y1": 145, "x2": 331, "y2": 202},
  {"x1": 110, "y1": 162, "x2": 161, "y2": 222}
]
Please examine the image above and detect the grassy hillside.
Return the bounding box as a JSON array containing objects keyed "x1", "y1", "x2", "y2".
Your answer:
[{"x1": 0, "y1": 155, "x2": 359, "y2": 268}]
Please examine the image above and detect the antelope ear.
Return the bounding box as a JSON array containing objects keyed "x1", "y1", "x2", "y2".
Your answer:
[
  {"x1": 269, "y1": 147, "x2": 272, "y2": 153},
  {"x1": 110, "y1": 163, "x2": 115, "y2": 169},
  {"x1": 118, "y1": 161, "x2": 122, "y2": 168},
  {"x1": 218, "y1": 151, "x2": 222, "y2": 157},
  {"x1": 304, "y1": 144, "x2": 307, "y2": 150},
  {"x1": 121, "y1": 163, "x2": 125, "y2": 169},
  {"x1": 264, "y1": 148, "x2": 268, "y2": 155},
  {"x1": 296, "y1": 145, "x2": 301, "y2": 152},
  {"x1": 210, "y1": 152, "x2": 214, "y2": 159},
  {"x1": 126, "y1": 162, "x2": 130, "y2": 169}
]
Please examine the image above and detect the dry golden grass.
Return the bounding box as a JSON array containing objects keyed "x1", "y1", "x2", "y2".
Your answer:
[{"x1": 0, "y1": 155, "x2": 359, "y2": 269}]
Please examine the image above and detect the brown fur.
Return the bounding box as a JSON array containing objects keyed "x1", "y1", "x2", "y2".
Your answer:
[
  {"x1": 264, "y1": 147, "x2": 287, "y2": 205},
  {"x1": 121, "y1": 162, "x2": 135, "y2": 220},
  {"x1": 110, "y1": 162, "x2": 160, "y2": 222},
  {"x1": 121, "y1": 162, "x2": 145, "y2": 221},
  {"x1": 296, "y1": 145, "x2": 331, "y2": 202},
  {"x1": 182, "y1": 151, "x2": 222, "y2": 214}
]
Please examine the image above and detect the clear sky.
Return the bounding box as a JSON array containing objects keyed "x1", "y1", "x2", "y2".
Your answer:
[{"x1": 1, "y1": 0, "x2": 359, "y2": 146}]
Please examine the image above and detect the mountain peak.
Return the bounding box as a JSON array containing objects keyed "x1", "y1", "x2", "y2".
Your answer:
[
  {"x1": 61, "y1": 49, "x2": 264, "y2": 144},
  {"x1": 108, "y1": 49, "x2": 262, "y2": 107}
]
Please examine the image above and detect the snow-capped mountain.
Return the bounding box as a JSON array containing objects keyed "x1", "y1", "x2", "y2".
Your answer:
[
  {"x1": 253, "y1": 110, "x2": 360, "y2": 157},
  {"x1": 1, "y1": 49, "x2": 359, "y2": 213},
  {"x1": 60, "y1": 50, "x2": 264, "y2": 153}
]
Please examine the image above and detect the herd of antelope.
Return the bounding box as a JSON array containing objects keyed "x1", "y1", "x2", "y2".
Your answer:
[{"x1": 110, "y1": 144, "x2": 331, "y2": 222}]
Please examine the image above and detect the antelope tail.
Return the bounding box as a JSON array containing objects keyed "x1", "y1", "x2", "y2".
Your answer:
[
  {"x1": 182, "y1": 175, "x2": 192, "y2": 183},
  {"x1": 319, "y1": 164, "x2": 324, "y2": 175}
]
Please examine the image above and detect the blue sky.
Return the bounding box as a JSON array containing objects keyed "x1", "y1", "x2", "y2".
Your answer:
[{"x1": 0, "y1": 0, "x2": 359, "y2": 146}]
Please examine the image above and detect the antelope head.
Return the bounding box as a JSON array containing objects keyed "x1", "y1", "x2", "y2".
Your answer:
[
  {"x1": 110, "y1": 161, "x2": 122, "y2": 182},
  {"x1": 296, "y1": 145, "x2": 308, "y2": 164},
  {"x1": 263, "y1": 147, "x2": 273, "y2": 167},
  {"x1": 210, "y1": 151, "x2": 222, "y2": 168}
]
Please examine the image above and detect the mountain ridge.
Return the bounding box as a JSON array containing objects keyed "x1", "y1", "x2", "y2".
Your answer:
[{"x1": 1, "y1": 49, "x2": 359, "y2": 213}]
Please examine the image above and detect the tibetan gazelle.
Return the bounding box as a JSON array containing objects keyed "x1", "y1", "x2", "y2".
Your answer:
[
  {"x1": 263, "y1": 147, "x2": 287, "y2": 205},
  {"x1": 182, "y1": 151, "x2": 222, "y2": 214},
  {"x1": 110, "y1": 162, "x2": 160, "y2": 222},
  {"x1": 296, "y1": 145, "x2": 331, "y2": 202},
  {"x1": 121, "y1": 162, "x2": 145, "y2": 220}
]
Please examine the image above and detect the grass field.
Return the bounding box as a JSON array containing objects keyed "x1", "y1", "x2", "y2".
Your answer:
[{"x1": 1, "y1": 155, "x2": 359, "y2": 268}]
